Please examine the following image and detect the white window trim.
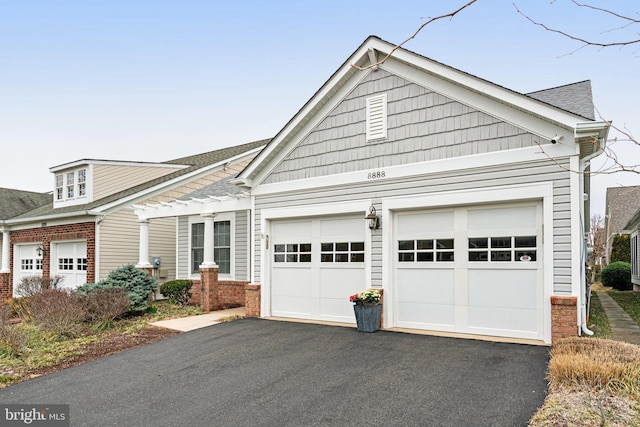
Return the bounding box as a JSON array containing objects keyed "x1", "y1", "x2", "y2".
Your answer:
[{"x1": 187, "y1": 213, "x2": 235, "y2": 279}]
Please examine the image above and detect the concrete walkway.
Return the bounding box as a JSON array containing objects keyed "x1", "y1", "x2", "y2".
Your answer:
[
  {"x1": 149, "y1": 306, "x2": 245, "y2": 332},
  {"x1": 595, "y1": 291, "x2": 640, "y2": 345}
]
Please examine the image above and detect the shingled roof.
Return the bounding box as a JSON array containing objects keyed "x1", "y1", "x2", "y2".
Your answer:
[
  {"x1": 0, "y1": 188, "x2": 51, "y2": 220},
  {"x1": 9, "y1": 139, "x2": 269, "y2": 221},
  {"x1": 526, "y1": 80, "x2": 595, "y2": 120}
]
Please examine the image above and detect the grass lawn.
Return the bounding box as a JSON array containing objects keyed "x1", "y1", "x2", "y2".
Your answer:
[
  {"x1": 608, "y1": 290, "x2": 640, "y2": 326},
  {"x1": 587, "y1": 291, "x2": 612, "y2": 338}
]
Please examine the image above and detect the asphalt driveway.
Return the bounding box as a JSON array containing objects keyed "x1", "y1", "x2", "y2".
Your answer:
[{"x1": 0, "y1": 319, "x2": 549, "y2": 426}]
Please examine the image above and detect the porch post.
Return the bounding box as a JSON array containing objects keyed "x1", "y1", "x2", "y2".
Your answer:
[
  {"x1": 1, "y1": 228, "x2": 9, "y2": 273},
  {"x1": 135, "y1": 219, "x2": 152, "y2": 268},
  {"x1": 200, "y1": 213, "x2": 218, "y2": 268}
]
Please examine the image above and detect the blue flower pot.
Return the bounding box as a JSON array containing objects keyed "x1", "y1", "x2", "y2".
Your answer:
[{"x1": 353, "y1": 304, "x2": 382, "y2": 332}]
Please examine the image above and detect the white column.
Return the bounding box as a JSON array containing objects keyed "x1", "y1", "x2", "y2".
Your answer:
[
  {"x1": 135, "y1": 219, "x2": 152, "y2": 268},
  {"x1": 200, "y1": 213, "x2": 218, "y2": 268},
  {"x1": 1, "y1": 228, "x2": 10, "y2": 273}
]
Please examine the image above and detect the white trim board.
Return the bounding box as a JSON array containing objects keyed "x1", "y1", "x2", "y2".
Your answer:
[{"x1": 251, "y1": 144, "x2": 575, "y2": 196}]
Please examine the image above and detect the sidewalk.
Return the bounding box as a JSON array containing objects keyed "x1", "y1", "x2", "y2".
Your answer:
[
  {"x1": 150, "y1": 306, "x2": 245, "y2": 332},
  {"x1": 595, "y1": 291, "x2": 640, "y2": 346}
]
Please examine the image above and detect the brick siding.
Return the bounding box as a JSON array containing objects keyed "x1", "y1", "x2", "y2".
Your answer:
[
  {"x1": 551, "y1": 295, "x2": 578, "y2": 343},
  {"x1": 0, "y1": 222, "x2": 96, "y2": 298}
]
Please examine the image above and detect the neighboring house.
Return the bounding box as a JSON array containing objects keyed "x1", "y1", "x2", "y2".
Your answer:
[
  {"x1": 623, "y1": 209, "x2": 640, "y2": 292},
  {"x1": 230, "y1": 36, "x2": 609, "y2": 344},
  {"x1": 0, "y1": 140, "x2": 268, "y2": 299},
  {"x1": 604, "y1": 185, "x2": 640, "y2": 264},
  {"x1": 0, "y1": 188, "x2": 51, "y2": 280}
]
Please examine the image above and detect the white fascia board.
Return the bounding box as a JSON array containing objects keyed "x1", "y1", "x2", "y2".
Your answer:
[
  {"x1": 239, "y1": 41, "x2": 376, "y2": 183},
  {"x1": 251, "y1": 144, "x2": 577, "y2": 197},
  {"x1": 50, "y1": 159, "x2": 186, "y2": 173},
  {"x1": 134, "y1": 198, "x2": 251, "y2": 220},
  {"x1": 246, "y1": 71, "x2": 370, "y2": 187},
  {"x1": 5, "y1": 211, "x2": 103, "y2": 229},
  {"x1": 381, "y1": 58, "x2": 578, "y2": 140},
  {"x1": 379, "y1": 40, "x2": 586, "y2": 131}
]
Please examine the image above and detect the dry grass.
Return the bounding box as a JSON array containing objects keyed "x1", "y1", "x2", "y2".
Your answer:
[{"x1": 530, "y1": 337, "x2": 640, "y2": 426}]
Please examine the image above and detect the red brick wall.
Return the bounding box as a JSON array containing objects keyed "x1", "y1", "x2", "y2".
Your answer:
[
  {"x1": 0, "y1": 272, "x2": 10, "y2": 301},
  {"x1": 1, "y1": 222, "x2": 96, "y2": 297},
  {"x1": 245, "y1": 284, "x2": 261, "y2": 317},
  {"x1": 551, "y1": 295, "x2": 578, "y2": 343},
  {"x1": 187, "y1": 276, "x2": 249, "y2": 311}
]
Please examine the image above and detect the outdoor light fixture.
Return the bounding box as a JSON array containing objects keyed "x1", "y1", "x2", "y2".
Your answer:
[
  {"x1": 36, "y1": 244, "x2": 47, "y2": 258},
  {"x1": 366, "y1": 206, "x2": 380, "y2": 230}
]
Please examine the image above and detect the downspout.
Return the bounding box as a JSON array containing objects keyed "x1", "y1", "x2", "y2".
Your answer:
[{"x1": 575, "y1": 122, "x2": 609, "y2": 336}]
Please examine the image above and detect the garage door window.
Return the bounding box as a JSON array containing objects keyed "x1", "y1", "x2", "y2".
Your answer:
[
  {"x1": 274, "y1": 243, "x2": 312, "y2": 263},
  {"x1": 398, "y1": 239, "x2": 454, "y2": 262},
  {"x1": 320, "y1": 242, "x2": 365, "y2": 263},
  {"x1": 468, "y1": 236, "x2": 536, "y2": 262}
]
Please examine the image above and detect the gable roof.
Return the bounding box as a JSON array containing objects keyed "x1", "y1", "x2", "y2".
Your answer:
[
  {"x1": 526, "y1": 81, "x2": 595, "y2": 121},
  {"x1": 6, "y1": 139, "x2": 269, "y2": 223},
  {"x1": 606, "y1": 185, "x2": 640, "y2": 235},
  {"x1": 235, "y1": 36, "x2": 604, "y2": 187},
  {"x1": 0, "y1": 188, "x2": 51, "y2": 220}
]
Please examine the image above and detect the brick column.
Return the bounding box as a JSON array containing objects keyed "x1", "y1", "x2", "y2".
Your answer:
[
  {"x1": 0, "y1": 272, "x2": 10, "y2": 301},
  {"x1": 551, "y1": 295, "x2": 578, "y2": 344},
  {"x1": 200, "y1": 267, "x2": 219, "y2": 312},
  {"x1": 245, "y1": 284, "x2": 261, "y2": 317}
]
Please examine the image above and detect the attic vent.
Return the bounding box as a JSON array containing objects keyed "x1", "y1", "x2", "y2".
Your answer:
[{"x1": 366, "y1": 94, "x2": 387, "y2": 142}]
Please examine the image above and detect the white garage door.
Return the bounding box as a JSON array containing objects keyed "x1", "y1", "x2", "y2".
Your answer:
[
  {"x1": 52, "y1": 241, "x2": 87, "y2": 290},
  {"x1": 394, "y1": 203, "x2": 543, "y2": 340},
  {"x1": 13, "y1": 244, "x2": 43, "y2": 296},
  {"x1": 271, "y1": 216, "x2": 366, "y2": 323}
]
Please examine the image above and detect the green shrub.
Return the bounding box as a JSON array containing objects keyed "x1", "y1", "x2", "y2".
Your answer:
[
  {"x1": 610, "y1": 234, "x2": 631, "y2": 263},
  {"x1": 159, "y1": 280, "x2": 193, "y2": 307},
  {"x1": 601, "y1": 261, "x2": 632, "y2": 291},
  {"x1": 77, "y1": 264, "x2": 157, "y2": 312}
]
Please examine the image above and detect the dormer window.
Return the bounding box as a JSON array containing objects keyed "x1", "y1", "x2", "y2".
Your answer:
[
  {"x1": 55, "y1": 175, "x2": 64, "y2": 200},
  {"x1": 66, "y1": 172, "x2": 75, "y2": 198},
  {"x1": 78, "y1": 169, "x2": 86, "y2": 197},
  {"x1": 55, "y1": 168, "x2": 88, "y2": 203}
]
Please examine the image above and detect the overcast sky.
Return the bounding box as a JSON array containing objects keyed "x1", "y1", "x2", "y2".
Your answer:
[{"x1": 1, "y1": 0, "x2": 639, "y2": 216}]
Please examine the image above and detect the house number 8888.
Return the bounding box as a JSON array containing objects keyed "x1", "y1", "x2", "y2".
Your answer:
[{"x1": 367, "y1": 171, "x2": 385, "y2": 179}]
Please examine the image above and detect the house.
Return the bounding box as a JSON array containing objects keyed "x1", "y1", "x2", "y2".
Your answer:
[
  {"x1": 0, "y1": 140, "x2": 268, "y2": 300},
  {"x1": 623, "y1": 209, "x2": 640, "y2": 292},
  {"x1": 228, "y1": 36, "x2": 609, "y2": 344},
  {"x1": 604, "y1": 185, "x2": 640, "y2": 264}
]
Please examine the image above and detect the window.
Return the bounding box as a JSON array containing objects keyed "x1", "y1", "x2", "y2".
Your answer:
[
  {"x1": 274, "y1": 243, "x2": 312, "y2": 263},
  {"x1": 59, "y1": 258, "x2": 74, "y2": 270},
  {"x1": 321, "y1": 242, "x2": 365, "y2": 263},
  {"x1": 35, "y1": 259, "x2": 42, "y2": 270},
  {"x1": 21, "y1": 259, "x2": 34, "y2": 270},
  {"x1": 77, "y1": 169, "x2": 86, "y2": 197},
  {"x1": 468, "y1": 236, "x2": 537, "y2": 262},
  {"x1": 191, "y1": 220, "x2": 233, "y2": 274},
  {"x1": 191, "y1": 223, "x2": 204, "y2": 274},
  {"x1": 398, "y1": 239, "x2": 454, "y2": 262},
  {"x1": 77, "y1": 258, "x2": 88, "y2": 271},
  {"x1": 632, "y1": 235, "x2": 638, "y2": 276},
  {"x1": 366, "y1": 94, "x2": 387, "y2": 142},
  {"x1": 214, "y1": 221, "x2": 231, "y2": 274},
  {"x1": 66, "y1": 172, "x2": 74, "y2": 198},
  {"x1": 55, "y1": 175, "x2": 64, "y2": 200}
]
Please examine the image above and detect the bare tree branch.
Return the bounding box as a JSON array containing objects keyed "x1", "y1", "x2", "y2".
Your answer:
[
  {"x1": 513, "y1": 2, "x2": 640, "y2": 51},
  {"x1": 351, "y1": 0, "x2": 478, "y2": 71}
]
